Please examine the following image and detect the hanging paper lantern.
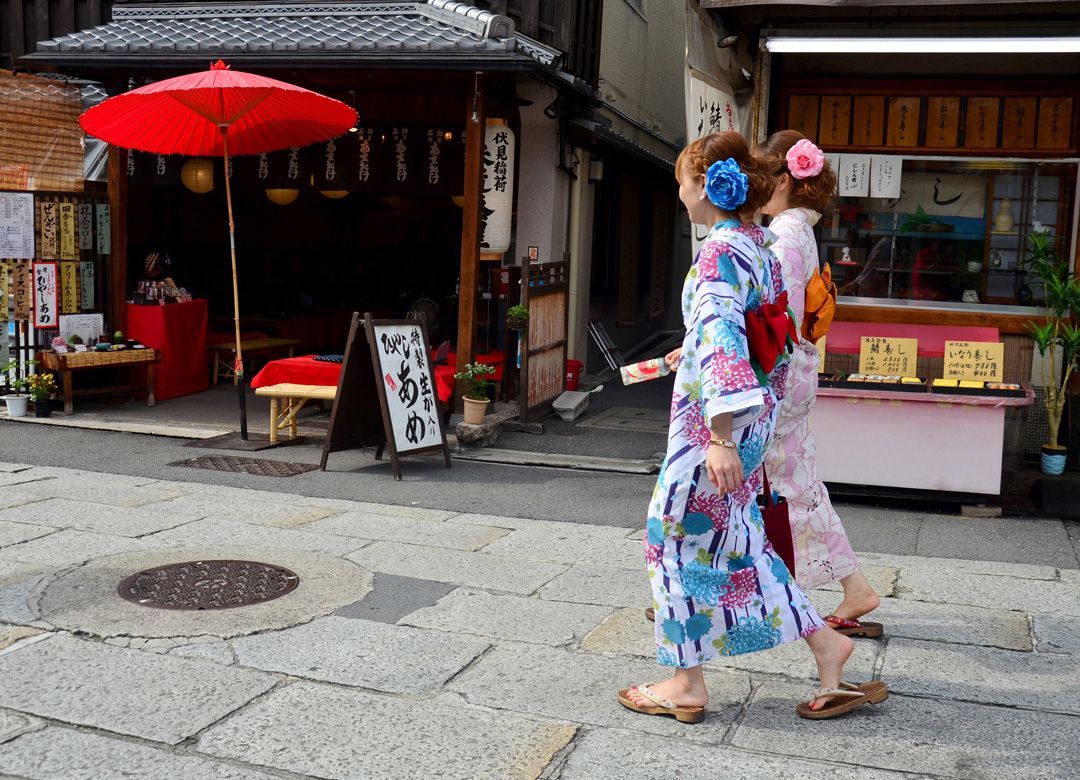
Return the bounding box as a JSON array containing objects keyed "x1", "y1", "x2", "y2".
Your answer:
[
  {"x1": 320, "y1": 190, "x2": 349, "y2": 199},
  {"x1": 265, "y1": 188, "x2": 299, "y2": 206},
  {"x1": 180, "y1": 158, "x2": 214, "y2": 194},
  {"x1": 481, "y1": 118, "x2": 515, "y2": 260}
]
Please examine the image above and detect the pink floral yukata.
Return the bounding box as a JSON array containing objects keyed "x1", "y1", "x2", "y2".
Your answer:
[
  {"x1": 646, "y1": 219, "x2": 824, "y2": 669},
  {"x1": 765, "y1": 207, "x2": 859, "y2": 589}
]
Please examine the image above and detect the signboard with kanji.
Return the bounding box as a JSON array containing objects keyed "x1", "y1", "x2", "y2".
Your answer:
[
  {"x1": 858, "y1": 336, "x2": 918, "y2": 376},
  {"x1": 944, "y1": 341, "x2": 1004, "y2": 382}
]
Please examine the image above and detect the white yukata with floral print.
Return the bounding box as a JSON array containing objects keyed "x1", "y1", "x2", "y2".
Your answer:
[{"x1": 646, "y1": 219, "x2": 824, "y2": 669}]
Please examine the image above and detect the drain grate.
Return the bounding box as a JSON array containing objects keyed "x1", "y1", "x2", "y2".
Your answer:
[
  {"x1": 118, "y1": 560, "x2": 300, "y2": 610},
  {"x1": 168, "y1": 455, "x2": 319, "y2": 477}
]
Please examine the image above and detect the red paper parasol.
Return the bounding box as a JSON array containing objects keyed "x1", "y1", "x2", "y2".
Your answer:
[{"x1": 81, "y1": 61, "x2": 356, "y2": 440}]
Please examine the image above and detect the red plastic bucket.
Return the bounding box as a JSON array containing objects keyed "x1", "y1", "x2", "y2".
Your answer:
[{"x1": 565, "y1": 359, "x2": 584, "y2": 391}]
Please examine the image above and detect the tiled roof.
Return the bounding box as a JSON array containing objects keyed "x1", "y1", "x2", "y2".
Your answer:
[{"x1": 25, "y1": 1, "x2": 560, "y2": 68}]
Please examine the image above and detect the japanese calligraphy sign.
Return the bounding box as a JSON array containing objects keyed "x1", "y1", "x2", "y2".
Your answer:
[
  {"x1": 372, "y1": 321, "x2": 444, "y2": 454},
  {"x1": 0, "y1": 263, "x2": 8, "y2": 322},
  {"x1": 32, "y1": 261, "x2": 58, "y2": 329},
  {"x1": 1038, "y1": 97, "x2": 1074, "y2": 151},
  {"x1": 787, "y1": 95, "x2": 819, "y2": 140},
  {"x1": 838, "y1": 154, "x2": 871, "y2": 197},
  {"x1": 95, "y1": 204, "x2": 111, "y2": 255},
  {"x1": 12, "y1": 261, "x2": 31, "y2": 320},
  {"x1": 965, "y1": 98, "x2": 1000, "y2": 150},
  {"x1": 944, "y1": 341, "x2": 1004, "y2": 383},
  {"x1": 60, "y1": 262, "x2": 78, "y2": 314},
  {"x1": 59, "y1": 203, "x2": 76, "y2": 260},
  {"x1": 78, "y1": 203, "x2": 94, "y2": 250},
  {"x1": 687, "y1": 72, "x2": 739, "y2": 141},
  {"x1": 869, "y1": 156, "x2": 902, "y2": 200},
  {"x1": 858, "y1": 337, "x2": 918, "y2": 376},
  {"x1": 59, "y1": 313, "x2": 104, "y2": 345},
  {"x1": 926, "y1": 97, "x2": 960, "y2": 148},
  {"x1": 39, "y1": 202, "x2": 59, "y2": 259},
  {"x1": 819, "y1": 96, "x2": 851, "y2": 146},
  {"x1": 0, "y1": 193, "x2": 34, "y2": 259},
  {"x1": 80, "y1": 261, "x2": 95, "y2": 310},
  {"x1": 886, "y1": 97, "x2": 920, "y2": 148},
  {"x1": 481, "y1": 119, "x2": 515, "y2": 258},
  {"x1": 851, "y1": 96, "x2": 884, "y2": 146}
]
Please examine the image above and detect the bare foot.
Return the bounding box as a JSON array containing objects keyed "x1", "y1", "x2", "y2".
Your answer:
[
  {"x1": 625, "y1": 668, "x2": 709, "y2": 709},
  {"x1": 804, "y1": 626, "x2": 855, "y2": 711},
  {"x1": 832, "y1": 570, "x2": 880, "y2": 622}
]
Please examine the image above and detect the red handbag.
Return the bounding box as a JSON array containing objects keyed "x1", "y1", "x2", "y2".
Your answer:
[{"x1": 758, "y1": 467, "x2": 796, "y2": 578}]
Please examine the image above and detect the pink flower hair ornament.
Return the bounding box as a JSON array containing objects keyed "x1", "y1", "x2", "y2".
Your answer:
[{"x1": 785, "y1": 139, "x2": 824, "y2": 180}]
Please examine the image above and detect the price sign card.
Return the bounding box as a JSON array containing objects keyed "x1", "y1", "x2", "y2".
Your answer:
[
  {"x1": 944, "y1": 341, "x2": 1004, "y2": 382},
  {"x1": 859, "y1": 336, "x2": 918, "y2": 376}
]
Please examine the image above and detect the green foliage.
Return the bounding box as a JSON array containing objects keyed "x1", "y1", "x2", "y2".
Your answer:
[
  {"x1": 1, "y1": 357, "x2": 37, "y2": 394},
  {"x1": 506, "y1": 305, "x2": 530, "y2": 331},
  {"x1": 454, "y1": 362, "x2": 496, "y2": 401}
]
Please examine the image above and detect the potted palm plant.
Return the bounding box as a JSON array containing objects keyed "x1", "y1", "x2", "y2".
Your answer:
[
  {"x1": 454, "y1": 362, "x2": 496, "y2": 424},
  {"x1": 1, "y1": 358, "x2": 32, "y2": 418},
  {"x1": 1025, "y1": 228, "x2": 1080, "y2": 476},
  {"x1": 27, "y1": 372, "x2": 56, "y2": 418}
]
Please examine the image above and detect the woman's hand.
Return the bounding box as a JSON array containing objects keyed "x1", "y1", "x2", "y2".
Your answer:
[
  {"x1": 664, "y1": 348, "x2": 683, "y2": 371},
  {"x1": 705, "y1": 444, "x2": 744, "y2": 496}
]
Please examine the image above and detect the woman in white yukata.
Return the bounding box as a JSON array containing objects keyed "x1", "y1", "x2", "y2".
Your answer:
[
  {"x1": 756, "y1": 130, "x2": 882, "y2": 638},
  {"x1": 617, "y1": 132, "x2": 887, "y2": 723}
]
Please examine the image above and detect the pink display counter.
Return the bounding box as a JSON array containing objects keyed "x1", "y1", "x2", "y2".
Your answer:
[{"x1": 811, "y1": 385, "x2": 1034, "y2": 495}]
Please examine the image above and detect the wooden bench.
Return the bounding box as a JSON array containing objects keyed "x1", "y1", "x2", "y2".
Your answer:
[
  {"x1": 253, "y1": 382, "x2": 336, "y2": 443},
  {"x1": 209, "y1": 338, "x2": 302, "y2": 385},
  {"x1": 38, "y1": 349, "x2": 161, "y2": 415}
]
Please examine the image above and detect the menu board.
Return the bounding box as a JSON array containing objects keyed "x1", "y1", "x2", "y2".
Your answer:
[
  {"x1": 944, "y1": 341, "x2": 1004, "y2": 382},
  {"x1": 0, "y1": 193, "x2": 34, "y2": 259},
  {"x1": 39, "y1": 202, "x2": 59, "y2": 259},
  {"x1": 80, "y1": 261, "x2": 95, "y2": 310},
  {"x1": 60, "y1": 262, "x2": 78, "y2": 314},
  {"x1": 838, "y1": 154, "x2": 871, "y2": 197},
  {"x1": 95, "y1": 204, "x2": 111, "y2": 254},
  {"x1": 59, "y1": 313, "x2": 104, "y2": 345},
  {"x1": 59, "y1": 203, "x2": 77, "y2": 260},
  {"x1": 78, "y1": 203, "x2": 94, "y2": 250},
  {"x1": 0, "y1": 263, "x2": 8, "y2": 322},
  {"x1": 12, "y1": 261, "x2": 31, "y2": 320},
  {"x1": 32, "y1": 261, "x2": 59, "y2": 329},
  {"x1": 858, "y1": 336, "x2": 918, "y2": 376}
]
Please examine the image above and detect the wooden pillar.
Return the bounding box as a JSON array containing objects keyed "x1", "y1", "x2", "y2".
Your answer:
[
  {"x1": 107, "y1": 144, "x2": 128, "y2": 334},
  {"x1": 455, "y1": 71, "x2": 485, "y2": 408}
]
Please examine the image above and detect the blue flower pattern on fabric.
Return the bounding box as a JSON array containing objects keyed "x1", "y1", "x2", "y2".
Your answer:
[
  {"x1": 720, "y1": 616, "x2": 783, "y2": 656},
  {"x1": 662, "y1": 618, "x2": 686, "y2": 645},
  {"x1": 681, "y1": 560, "x2": 732, "y2": 607},
  {"x1": 727, "y1": 553, "x2": 755, "y2": 572},
  {"x1": 738, "y1": 434, "x2": 766, "y2": 471},
  {"x1": 656, "y1": 646, "x2": 680, "y2": 667},
  {"x1": 682, "y1": 513, "x2": 713, "y2": 537},
  {"x1": 685, "y1": 613, "x2": 713, "y2": 642},
  {"x1": 646, "y1": 517, "x2": 665, "y2": 546},
  {"x1": 715, "y1": 319, "x2": 747, "y2": 359},
  {"x1": 771, "y1": 555, "x2": 791, "y2": 586},
  {"x1": 748, "y1": 502, "x2": 764, "y2": 530},
  {"x1": 705, "y1": 158, "x2": 749, "y2": 211}
]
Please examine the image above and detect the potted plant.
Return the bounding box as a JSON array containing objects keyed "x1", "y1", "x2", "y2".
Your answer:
[
  {"x1": 1, "y1": 358, "x2": 32, "y2": 418},
  {"x1": 27, "y1": 372, "x2": 56, "y2": 418},
  {"x1": 506, "y1": 304, "x2": 530, "y2": 332},
  {"x1": 455, "y1": 362, "x2": 496, "y2": 424},
  {"x1": 1025, "y1": 228, "x2": 1080, "y2": 476}
]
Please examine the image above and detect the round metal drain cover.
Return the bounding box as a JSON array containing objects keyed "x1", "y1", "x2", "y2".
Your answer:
[{"x1": 118, "y1": 560, "x2": 300, "y2": 611}]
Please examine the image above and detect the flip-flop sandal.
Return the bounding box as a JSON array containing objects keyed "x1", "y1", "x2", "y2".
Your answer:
[
  {"x1": 645, "y1": 607, "x2": 655, "y2": 622},
  {"x1": 796, "y1": 680, "x2": 889, "y2": 720},
  {"x1": 617, "y1": 684, "x2": 706, "y2": 724},
  {"x1": 824, "y1": 615, "x2": 884, "y2": 638}
]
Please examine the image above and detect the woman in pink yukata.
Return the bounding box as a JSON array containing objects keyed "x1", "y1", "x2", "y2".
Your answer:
[
  {"x1": 617, "y1": 132, "x2": 887, "y2": 724},
  {"x1": 756, "y1": 130, "x2": 883, "y2": 637}
]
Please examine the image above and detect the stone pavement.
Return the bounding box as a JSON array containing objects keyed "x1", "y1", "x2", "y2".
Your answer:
[{"x1": 0, "y1": 462, "x2": 1078, "y2": 779}]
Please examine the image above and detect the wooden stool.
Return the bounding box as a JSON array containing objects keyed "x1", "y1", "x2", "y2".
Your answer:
[{"x1": 253, "y1": 383, "x2": 336, "y2": 443}]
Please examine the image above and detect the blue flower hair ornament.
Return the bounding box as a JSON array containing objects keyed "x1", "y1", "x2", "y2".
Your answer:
[{"x1": 705, "y1": 157, "x2": 749, "y2": 211}]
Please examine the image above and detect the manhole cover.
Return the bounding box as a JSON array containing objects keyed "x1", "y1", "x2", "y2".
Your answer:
[
  {"x1": 118, "y1": 560, "x2": 300, "y2": 610},
  {"x1": 168, "y1": 456, "x2": 319, "y2": 477}
]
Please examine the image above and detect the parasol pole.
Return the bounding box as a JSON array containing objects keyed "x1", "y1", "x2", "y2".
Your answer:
[{"x1": 220, "y1": 124, "x2": 248, "y2": 440}]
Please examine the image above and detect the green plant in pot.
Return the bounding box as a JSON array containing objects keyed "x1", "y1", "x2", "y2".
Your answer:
[
  {"x1": 455, "y1": 362, "x2": 495, "y2": 425},
  {"x1": 27, "y1": 372, "x2": 56, "y2": 418},
  {"x1": 506, "y1": 305, "x2": 530, "y2": 332},
  {"x1": 1025, "y1": 228, "x2": 1080, "y2": 475},
  {"x1": 1, "y1": 357, "x2": 34, "y2": 418}
]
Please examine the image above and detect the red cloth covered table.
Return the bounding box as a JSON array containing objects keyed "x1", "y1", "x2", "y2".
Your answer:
[
  {"x1": 250, "y1": 355, "x2": 456, "y2": 404},
  {"x1": 126, "y1": 300, "x2": 209, "y2": 401}
]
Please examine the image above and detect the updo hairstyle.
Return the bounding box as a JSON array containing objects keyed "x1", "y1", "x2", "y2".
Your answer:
[
  {"x1": 757, "y1": 129, "x2": 837, "y2": 215},
  {"x1": 675, "y1": 131, "x2": 774, "y2": 223}
]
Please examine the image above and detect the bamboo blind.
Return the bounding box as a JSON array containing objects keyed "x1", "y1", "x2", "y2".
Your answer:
[{"x1": 0, "y1": 71, "x2": 84, "y2": 193}]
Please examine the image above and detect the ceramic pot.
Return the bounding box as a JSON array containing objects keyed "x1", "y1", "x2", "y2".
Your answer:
[
  {"x1": 3, "y1": 394, "x2": 29, "y2": 418},
  {"x1": 462, "y1": 397, "x2": 489, "y2": 425},
  {"x1": 1041, "y1": 446, "x2": 1067, "y2": 476},
  {"x1": 33, "y1": 399, "x2": 52, "y2": 418}
]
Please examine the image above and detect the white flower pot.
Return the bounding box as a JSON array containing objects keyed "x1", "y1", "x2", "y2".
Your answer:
[
  {"x1": 3, "y1": 394, "x2": 29, "y2": 418},
  {"x1": 462, "y1": 397, "x2": 489, "y2": 425}
]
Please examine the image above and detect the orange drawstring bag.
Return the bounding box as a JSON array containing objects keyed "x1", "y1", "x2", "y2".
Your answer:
[{"x1": 802, "y1": 262, "x2": 837, "y2": 344}]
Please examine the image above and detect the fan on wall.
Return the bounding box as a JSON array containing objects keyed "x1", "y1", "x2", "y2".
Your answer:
[{"x1": 409, "y1": 297, "x2": 440, "y2": 337}]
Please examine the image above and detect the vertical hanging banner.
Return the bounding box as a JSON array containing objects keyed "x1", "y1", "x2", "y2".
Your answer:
[
  {"x1": 39, "y1": 202, "x2": 59, "y2": 259},
  {"x1": 0, "y1": 263, "x2": 8, "y2": 322},
  {"x1": 0, "y1": 192, "x2": 35, "y2": 258},
  {"x1": 32, "y1": 261, "x2": 59, "y2": 329},
  {"x1": 95, "y1": 204, "x2": 111, "y2": 254},
  {"x1": 12, "y1": 261, "x2": 31, "y2": 320},
  {"x1": 78, "y1": 202, "x2": 94, "y2": 250},
  {"x1": 80, "y1": 260, "x2": 96, "y2": 310},
  {"x1": 480, "y1": 119, "x2": 515, "y2": 260},
  {"x1": 686, "y1": 69, "x2": 739, "y2": 140},
  {"x1": 59, "y1": 203, "x2": 76, "y2": 259},
  {"x1": 60, "y1": 262, "x2": 78, "y2": 314}
]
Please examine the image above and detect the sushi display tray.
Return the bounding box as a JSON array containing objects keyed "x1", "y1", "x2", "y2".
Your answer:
[{"x1": 929, "y1": 381, "x2": 1025, "y2": 398}]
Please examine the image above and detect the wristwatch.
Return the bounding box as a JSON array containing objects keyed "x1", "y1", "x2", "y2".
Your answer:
[{"x1": 709, "y1": 438, "x2": 737, "y2": 450}]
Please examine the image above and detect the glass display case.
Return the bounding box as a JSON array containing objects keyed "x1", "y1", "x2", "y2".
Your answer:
[{"x1": 819, "y1": 159, "x2": 1078, "y2": 308}]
